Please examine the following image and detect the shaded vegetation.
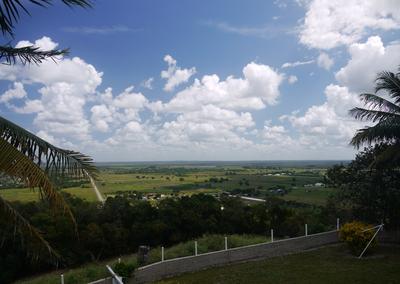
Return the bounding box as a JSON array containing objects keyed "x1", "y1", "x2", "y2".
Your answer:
[{"x1": 1, "y1": 193, "x2": 333, "y2": 283}]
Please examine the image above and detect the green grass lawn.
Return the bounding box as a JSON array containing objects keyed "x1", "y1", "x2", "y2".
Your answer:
[{"x1": 157, "y1": 245, "x2": 400, "y2": 284}]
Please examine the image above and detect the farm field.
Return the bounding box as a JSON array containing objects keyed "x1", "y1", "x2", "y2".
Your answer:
[
  {"x1": 0, "y1": 161, "x2": 338, "y2": 206},
  {"x1": 157, "y1": 245, "x2": 400, "y2": 284}
]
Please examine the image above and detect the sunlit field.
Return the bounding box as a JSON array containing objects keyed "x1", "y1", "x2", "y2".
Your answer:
[{"x1": 0, "y1": 163, "x2": 335, "y2": 206}]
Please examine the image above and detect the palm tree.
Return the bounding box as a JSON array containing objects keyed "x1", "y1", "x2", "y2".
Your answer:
[
  {"x1": 0, "y1": 0, "x2": 91, "y2": 63},
  {"x1": 0, "y1": 0, "x2": 96, "y2": 258},
  {"x1": 349, "y1": 68, "x2": 400, "y2": 165}
]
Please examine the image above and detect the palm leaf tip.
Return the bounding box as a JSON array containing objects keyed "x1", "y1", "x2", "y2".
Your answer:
[
  {"x1": 0, "y1": 0, "x2": 92, "y2": 36},
  {"x1": 0, "y1": 45, "x2": 69, "y2": 65},
  {"x1": 375, "y1": 71, "x2": 400, "y2": 104},
  {"x1": 0, "y1": 116, "x2": 98, "y2": 183}
]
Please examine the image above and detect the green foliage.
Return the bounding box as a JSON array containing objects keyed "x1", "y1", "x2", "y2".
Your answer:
[
  {"x1": 1, "y1": 193, "x2": 331, "y2": 283},
  {"x1": 327, "y1": 145, "x2": 400, "y2": 228},
  {"x1": 339, "y1": 221, "x2": 377, "y2": 256},
  {"x1": 113, "y1": 262, "x2": 137, "y2": 279},
  {"x1": 349, "y1": 67, "x2": 400, "y2": 166}
]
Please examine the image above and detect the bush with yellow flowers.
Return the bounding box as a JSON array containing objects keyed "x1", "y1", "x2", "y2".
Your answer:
[{"x1": 339, "y1": 221, "x2": 377, "y2": 256}]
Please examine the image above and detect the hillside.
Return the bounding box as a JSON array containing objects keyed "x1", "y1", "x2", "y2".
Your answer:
[{"x1": 157, "y1": 245, "x2": 400, "y2": 284}]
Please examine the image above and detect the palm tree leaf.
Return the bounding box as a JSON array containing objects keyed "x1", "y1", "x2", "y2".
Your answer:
[
  {"x1": 0, "y1": 136, "x2": 81, "y2": 260},
  {"x1": 0, "y1": 195, "x2": 60, "y2": 261},
  {"x1": 0, "y1": 116, "x2": 98, "y2": 183},
  {"x1": 375, "y1": 71, "x2": 400, "y2": 104},
  {"x1": 0, "y1": 44, "x2": 68, "y2": 65},
  {"x1": 349, "y1": 107, "x2": 400, "y2": 123},
  {"x1": 0, "y1": 0, "x2": 92, "y2": 36},
  {"x1": 350, "y1": 118, "x2": 400, "y2": 148},
  {"x1": 359, "y1": 93, "x2": 400, "y2": 114},
  {"x1": 0, "y1": 137, "x2": 76, "y2": 223}
]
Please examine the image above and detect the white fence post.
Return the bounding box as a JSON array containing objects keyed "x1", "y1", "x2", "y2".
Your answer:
[
  {"x1": 195, "y1": 241, "x2": 198, "y2": 256},
  {"x1": 271, "y1": 229, "x2": 274, "y2": 242},
  {"x1": 106, "y1": 265, "x2": 123, "y2": 284},
  {"x1": 337, "y1": 218, "x2": 340, "y2": 231},
  {"x1": 305, "y1": 224, "x2": 308, "y2": 236},
  {"x1": 60, "y1": 274, "x2": 64, "y2": 284},
  {"x1": 161, "y1": 246, "x2": 164, "y2": 262},
  {"x1": 118, "y1": 257, "x2": 121, "y2": 263},
  {"x1": 224, "y1": 236, "x2": 228, "y2": 250}
]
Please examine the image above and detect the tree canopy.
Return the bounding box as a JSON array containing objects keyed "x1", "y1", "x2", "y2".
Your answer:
[{"x1": 350, "y1": 68, "x2": 400, "y2": 166}]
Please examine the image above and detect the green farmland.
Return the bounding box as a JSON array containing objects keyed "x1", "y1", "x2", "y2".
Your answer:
[{"x1": 0, "y1": 162, "x2": 337, "y2": 206}]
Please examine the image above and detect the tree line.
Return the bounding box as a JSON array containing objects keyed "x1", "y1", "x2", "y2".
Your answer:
[{"x1": 0, "y1": 193, "x2": 334, "y2": 283}]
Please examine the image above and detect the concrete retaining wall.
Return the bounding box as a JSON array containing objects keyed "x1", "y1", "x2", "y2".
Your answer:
[{"x1": 132, "y1": 230, "x2": 339, "y2": 283}]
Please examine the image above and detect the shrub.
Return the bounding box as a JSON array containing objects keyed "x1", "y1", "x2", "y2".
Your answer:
[
  {"x1": 339, "y1": 221, "x2": 377, "y2": 256},
  {"x1": 113, "y1": 262, "x2": 137, "y2": 279}
]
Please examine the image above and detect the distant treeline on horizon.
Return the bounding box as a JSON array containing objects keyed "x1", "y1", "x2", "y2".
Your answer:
[{"x1": 95, "y1": 160, "x2": 350, "y2": 168}]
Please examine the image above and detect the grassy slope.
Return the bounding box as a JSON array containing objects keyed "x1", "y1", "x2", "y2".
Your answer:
[
  {"x1": 157, "y1": 245, "x2": 400, "y2": 284},
  {"x1": 148, "y1": 234, "x2": 269, "y2": 263},
  {"x1": 16, "y1": 234, "x2": 267, "y2": 284}
]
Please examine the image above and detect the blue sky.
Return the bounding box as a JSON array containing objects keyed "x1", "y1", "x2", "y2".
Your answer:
[{"x1": 1, "y1": 0, "x2": 400, "y2": 161}]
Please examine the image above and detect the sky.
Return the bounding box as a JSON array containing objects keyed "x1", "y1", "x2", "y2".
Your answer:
[{"x1": 1, "y1": 0, "x2": 400, "y2": 161}]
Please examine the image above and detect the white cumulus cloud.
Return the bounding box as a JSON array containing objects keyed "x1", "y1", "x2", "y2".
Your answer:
[
  {"x1": 283, "y1": 84, "x2": 363, "y2": 147},
  {"x1": 0, "y1": 37, "x2": 103, "y2": 145},
  {"x1": 161, "y1": 55, "x2": 196, "y2": 92},
  {"x1": 163, "y1": 62, "x2": 284, "y2": 113},
  {"x1": 336, "y1": 36, "x2": 400, "y2": 92},
  {"x1": 299, "y1": 0, "x2": 400, "y2": 49}
]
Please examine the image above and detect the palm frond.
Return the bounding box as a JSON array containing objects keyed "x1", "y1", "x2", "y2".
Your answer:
[
  {"x1": 349, "y1": 107, "x2": 400, "y2": 123},
  {"x1": 0, "y1": 136, "x2": 81, "y2": 260},
  {"x1": 0, "y1": 116, "x2": 98, "y2": 183},
  {"x1": 61, "y1": 0, "x2": 92, "y2": 7},
  {"x1": 359, "y1": 93, "x2": 400, "y2": 114},
  {"x1": 350, "y1": 119, "x2": 400, "y2": 148},
  {"x1": 0, "y1": 0, "x2": 92, "y2": 36},
  {"x1": 0, "y1": 44, "x2": 68, "y2": 65},
  {"x1": 0, "y1": 195, "x2": 59, "y2": 261},
  {"x1": 0, "y1": 137, "x2": 76, "y2": 223},
  {"x1": 375, "y1": 71, "x2": 400, "y2": 104}
]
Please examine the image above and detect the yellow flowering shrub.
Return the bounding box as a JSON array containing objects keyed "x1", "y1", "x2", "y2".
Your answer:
[{"x1": 339, "y1": 221, "x2": 377, "y2": 256}]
